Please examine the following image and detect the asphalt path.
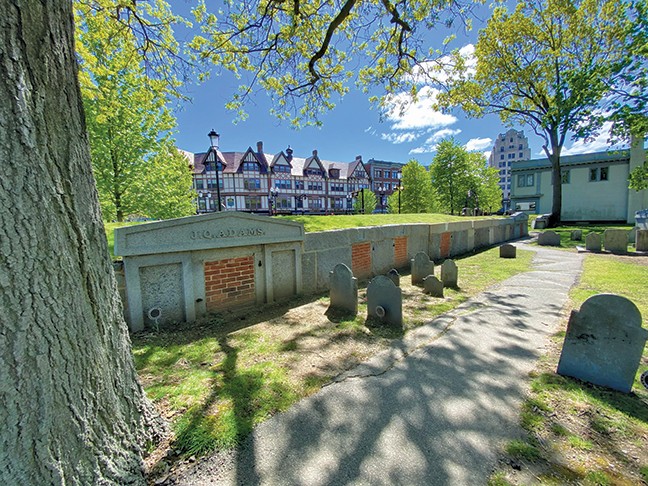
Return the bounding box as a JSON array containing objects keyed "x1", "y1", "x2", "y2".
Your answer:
[{"x1": 175, "y1": 243, "x2": 583, "y2": 485}]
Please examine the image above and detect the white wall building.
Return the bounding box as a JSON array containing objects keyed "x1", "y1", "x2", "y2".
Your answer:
[{"x1": 488, "y1": 129, "x2": 531, "y2": 200}]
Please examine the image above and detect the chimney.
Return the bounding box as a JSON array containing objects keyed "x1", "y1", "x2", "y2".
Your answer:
[
  {"x1": 356, "y1": 155, "x2": 362, "y2": 161},
  {"x1": 257, "y1": 141, "x2": 263, "y2": 153},
  {"x1": 286, "y1": 146, "x2": 293, "y2": 160},
  {"x1": 312, "y1": 149, "x2": 318, "y2": 157}
]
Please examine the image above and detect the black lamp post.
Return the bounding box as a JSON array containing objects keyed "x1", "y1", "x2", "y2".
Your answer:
[
  {"x1": 207, "y1": 129, "x2": 222, "y2": 211},
  {"x1": 269, "y1": 187, "x2": 279, "y2": 215},
  {"x1": 396, "y1": 172, "x2": 402, "y2": 214},
  {"x1": 346, "y1": 194, "x2": 352, "y2": 214},
  {"x1": 378, "y1": 186, "x2": 386, "y2": 213}
]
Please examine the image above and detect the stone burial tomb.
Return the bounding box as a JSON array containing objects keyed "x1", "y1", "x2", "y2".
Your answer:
[
  {"x1": 114, "y1": 212, "x2": 305, "y2": 331},
  {"x1": 538, "y1": 230, "x2": 561, "y2": 246},
  {"x1": 366, "y1": 275, "x2": 403, "y2": 329},
  {"x1": 423, "y1": 275, "x2": 444, "y2": 298},
  {"x1": 440, "y1": 259, "x2": 458, "y2": 288},
  {"x1": 499, "y1": 243, "x2": 516, "y2": 259},
  {"x1": 328, "y1": 263, "x2": 358, "y2": 316},
  {"x1": 557, "y1": 294, "x2": 648, "y2": 393}
]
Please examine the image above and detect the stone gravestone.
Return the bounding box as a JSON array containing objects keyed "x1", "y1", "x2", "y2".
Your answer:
[
  {"x1": 411, "y1": 252, "x2": 434, "y2": 286},
  {"x1": 537, "y1": 231, "x2": 561, "y2": 246},
  {"x1": 636, "y1": 229, "x2": 648, "y2": 252},
  {"x1": 328, "y1": 263, "x2": 358, "y2": 316},
  {"x1": 585, "y1": 232, "x2": 601, "y2": 252},
  {"x1": 570, "y1": 230, "x2": 582, "y2": 241},
  {"x1": 366, "y1": 275, "x2": 402, "y2": 329},
  {"x1": 423, "y1": 275, "x2": 444, "y2": 298},
  {"x1": 499, "y1": 243, "x2": 517, "y2": 259},
  {"x1": 386, "y1": 268, "x2": 400, "y2": 287},
  {"x1": 557, "y1": 294, "x2": 648, "y2": 393},
  {"x1": 440, "y1": 259, "x2": 458, "y2": 288},
  {"x1": 604, "y1": 229, "x2": 628, "y2": 254}
]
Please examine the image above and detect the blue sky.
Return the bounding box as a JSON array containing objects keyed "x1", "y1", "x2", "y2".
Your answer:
[{"x1": 171, "y1": 2, "x2": 622, "y2": 165}]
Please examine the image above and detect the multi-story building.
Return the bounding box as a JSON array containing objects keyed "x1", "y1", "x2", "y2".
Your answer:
[
  {"x1": 187, "y1": 137, "x2": 372, "y2": 215},
  {"x1": 364, "y1": 159, "x2": 405, "y2": 211},
  {"x1": 488, "y1": 129, "x2": 531, "y2": 201}
]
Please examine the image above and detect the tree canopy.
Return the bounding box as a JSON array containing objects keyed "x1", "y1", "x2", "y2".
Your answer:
[
  {"x1": 389, "y1": 159, "x2": 436, "y2": 213},
  {"x1": 75, "y1": 1, "x2": 195, "y2": 222},
  {"x1": 436, "y1": 0, "x2": 638, "y2": 226}
]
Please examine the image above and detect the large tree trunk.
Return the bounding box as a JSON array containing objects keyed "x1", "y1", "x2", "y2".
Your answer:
[
  {"x1": 0, "y1": 2, "x2": 164, "y2": 484},
  {"x1": 546, "y1": 130, "x2": 563, "y2": 227}
]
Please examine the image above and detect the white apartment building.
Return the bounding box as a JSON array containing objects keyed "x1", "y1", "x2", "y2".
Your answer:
[{"x1": 488, "y1": 129, "x2": 531, "y2": 201}]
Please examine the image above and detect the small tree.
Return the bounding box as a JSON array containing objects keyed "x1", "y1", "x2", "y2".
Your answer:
[
  {"x1": 468, "y1": 152, "x2": 503, "y2": 214},
  {"x1": 438, "y1": 0, "x2": 634, "y2": 226},
  {"x1": 353, "y1": 189, "x2": 377, "y2": 214},
  {"x1": 397, "y1": 159, "x2": 436, "y2": 213},
  {"x1": 430, "y1": 139, "x2": 474, "y2": 215}
]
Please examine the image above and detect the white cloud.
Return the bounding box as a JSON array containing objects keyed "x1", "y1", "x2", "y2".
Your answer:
[
  {"x1": 483, "y1": 150, "x2": 492, "y2": 160},
  {"x1": 408, "y1": 128, "x2": 462, "y2": 155},
  {"x1": 560, "y1": 122, "x2": 627, "y2": 156},
  {"x1": 407, "y1": 44, "x2": 476, "y2": 85},
  {"x1": 464, "y1": 137, "x2": 492, "y2": 152},
  {"x1": 383, "y1": 86, "x2": 457, "y2": 131},
  {"x1": 380, "y1": 132, "x2": 418, "y2": 144}
]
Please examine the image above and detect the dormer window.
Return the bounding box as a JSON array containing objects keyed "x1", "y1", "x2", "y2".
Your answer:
[
  {"x1": 305, "y1": 168, "x2": 324, "y2": 177},
  {"x1": 329, "y1": 168, "x2": 340, "y2": 179},
  {"x1": 242, "y1": 161, "x2": 259, "y2": 171},
  {"x1": 273, "y1": 165, "x2": 291, "y2": 173}
]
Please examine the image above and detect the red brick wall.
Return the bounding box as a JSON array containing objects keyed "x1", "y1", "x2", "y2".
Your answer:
[
  {"x1": 204, "y1": 256, "x2": 255, "y2": 311},
  {"x1": 440, "y1": 232, "x2": 452, "y2": 258},
  {"x1": 351, "y1": 242, "x2": 372, "y2": 278},
  {"x1": 394, "y1": 236, "x2": 408, "y2": 268}
]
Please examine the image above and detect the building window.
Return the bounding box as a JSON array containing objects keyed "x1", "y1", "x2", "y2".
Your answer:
[
  {"x1": 500, "y1": 154, "x2": 504, "y2": 160},
  {"x1": 308, "y1": 182, "x2": 323, "y2": 191},
  {"x1": 384, "y1": 170, "x2": 391, "y2": 179},
  {"x1": 242, "y1": 161, "x2": 259, "y2": 171},
  {"x1": 589, "y1": 167, "x2": 609, "y2": 182},
  {"x1": 275, "y1": 179, "x2": 292, "y2": 190},
  {"x1": 195, "y1": 179, "x2": 204, "y2": 190},
  {"x1": 295, "y1": 180, "x2": 304, "y2": 190},
  {"x1": 277, "y1": 197, "x2": 292, "y2": 209},
  {"x1": 518, "y1": 144, "x2": 523, "y2": 150},
  {"x1": 206, "y1": 178, "x2": 222, "y2": 189},
  {"x1": 561, "y1": 170, "x2": 570, "y2": 184},
  {"x1": 330, "y1": 184, "x2": 344, "y2": 192},
  {"x1": 245, "y1": 196, "x2": 262, "y2": 210},
  {"x1": 305, "y1": 168, "x2": 324, "y2": 177},
  {"x1": 273, "y1": 165, "x2": 291, "y2": 173},
  {"x1": 500, "y1": 146, "x2": 504, "y2": 152},
  {"x1": 519, "y1": 152, "x2": 523, "y2": 158},
  {"x1": 310, "y1": 198, "x2": 323, "y2": 209},
  {"x1": 244, "y1": 178, "x2": 261, "y2": 190},
  {"x1": 517, "y1": 174, "x2": 534, "y2": 187}
]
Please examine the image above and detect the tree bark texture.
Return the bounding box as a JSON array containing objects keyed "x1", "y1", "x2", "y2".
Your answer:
[{"x1": 0, "y1": 2, "x2": 164, "y2": 484}]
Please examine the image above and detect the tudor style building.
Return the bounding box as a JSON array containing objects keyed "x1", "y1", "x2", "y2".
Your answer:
[{"x1": 187, "y1": 138, "x2": 372, "y2": 215}]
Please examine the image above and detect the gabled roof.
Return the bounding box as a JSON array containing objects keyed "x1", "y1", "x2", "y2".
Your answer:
[{"x1": 511, "y1": 149, "x2": 635, "y2": 172}]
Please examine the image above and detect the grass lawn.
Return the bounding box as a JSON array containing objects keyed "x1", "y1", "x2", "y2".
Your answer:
[
  {"x1": 134, "y1": 246, "x2": 534, "y2": 465},
  {"x1": 490, "y1": 254, "x2": 648, "y2": 485},
  {"x1": 104, "y1": 221, "x2": 141, "y2": 258}
]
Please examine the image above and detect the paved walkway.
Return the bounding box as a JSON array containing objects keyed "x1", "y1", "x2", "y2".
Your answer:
[{"x1": 175, "y1": 243, "x2": 583, "y2": 485}]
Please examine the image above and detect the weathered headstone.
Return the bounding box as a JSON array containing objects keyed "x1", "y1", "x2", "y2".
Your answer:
[
  {"x1": 538, "y1": 231, "x2": 560, "y2": 246},
  {"x1": 440, "y1": 259, "x2": 458, "y2": 288},
  {"x1": 423, "y1": 275, "x2": 444, "y2": 297},
  {"x1": 328, "y1": 263, "x2": 358, "y2": 315},
  {"x1": 604, "y1": 229, "x2": 628, "y2": 254},
  {"x1": 557, "y1": 294, "x2": 648, "y2": 393},
  {"x1": 570, "y1": 230, "x2": 582, "y2": 241},
  {"x1": 386, "y1": 268, "x2": 400, "y2": 287},
  {"x1": 499, "y1": 243, "x2": 517, "y2": 259},
  {"x1": 366, "y1": 275, "x2": 402, "y2": 329},
  {"x1": 636, "y1": 229, "x2": 648, "y2": 251},
  {"x1": 411, "y1": 252, "x2": 434, "y2": 286},
  {"x1": 585, "y1": 232, "x2": 601, "y2": 252}
]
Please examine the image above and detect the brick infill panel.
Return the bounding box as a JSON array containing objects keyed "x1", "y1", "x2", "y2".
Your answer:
[
  {"x1": 352, "y1": 242, "x2": 372, "y2": 278},
  {"x1": 440, "y1": 232, "x2": 452, "y2": 258},
  {"x1": 205, "y1": 256, "x2": 255, "y2": 311},
  {"x1": 394, "y1": 236, "x2": 408, "y2": 268}
]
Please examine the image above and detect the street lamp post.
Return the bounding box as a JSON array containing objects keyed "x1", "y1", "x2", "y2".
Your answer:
[
  {"x1": 269, "y1": 187, "x2": 279, "y2": 215},
  {"x1": 378, "y1": 186, "x2": 386, "y2": 213},
  {"x1": 207, "y1": 129, "x2": 222, "y2": 211},
  {"x1": 396, "y1": 172, "x2": 402, "y2": 214},
  {"x1": 346, "y1": 194, "x2": 352, "y2": 214}
]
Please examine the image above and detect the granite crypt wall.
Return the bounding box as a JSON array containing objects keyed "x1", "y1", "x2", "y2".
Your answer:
[{"x1": 115, "y1": 212, "x2": 528, "y2": 331}]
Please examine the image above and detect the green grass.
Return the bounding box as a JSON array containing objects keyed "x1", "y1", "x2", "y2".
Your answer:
[
  {"x1": 505, "y1": 439, "x2": 542, "y2": 460},
  {"x1": 490, "y1": 251, "x2": 648, "y2": 485},
  {"x1": 104, "y1": 221, "x2": 141, "y2": 259},
  {"x1": 275, "y1": 212, "x2": 493, "y2": 232},
  {"x1": 133, "y1": 245, "x2": 534, "y2": 459}
]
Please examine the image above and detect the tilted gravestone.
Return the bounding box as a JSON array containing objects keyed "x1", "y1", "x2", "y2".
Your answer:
[
  {"x1": 538, "y1": 231, "x2": 561, "y2": 246},
  {"x1": 328, "y1": 263, "x2": 358, "y2": 316},
  {"x1": 585, "y1": 233, "x2": 602, "y2": 252},
  {"x1": 440, "y1": 259, "x2": 458, "y2": 288},
  {"x1": 636, "y1": 229, "x2": 648, "y2": 251},
  {"x1": 570, "y1": 230, "x2": 582, "y2": 241},
  {"x1": 423, "y1": 275, "x2": 444, "y2": 298},
  {"x1": 366, "y1": 275, "x2": 402, "y2": 329},
  {"x1": 499, "y1": 243, "x2": 517, "y2": 259},
  {"x1": 386, "y1": 268, "x2": 400, "y2": 287},
  {"x1": 557, "y1": 294, "x2": 648, "y2": 393},
  {"x1": 411, "y1": 252, "x2": 434, "y2": 286},
  {"x1": 604, "y1": 229, "x2": 628, "y2": 254}
]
